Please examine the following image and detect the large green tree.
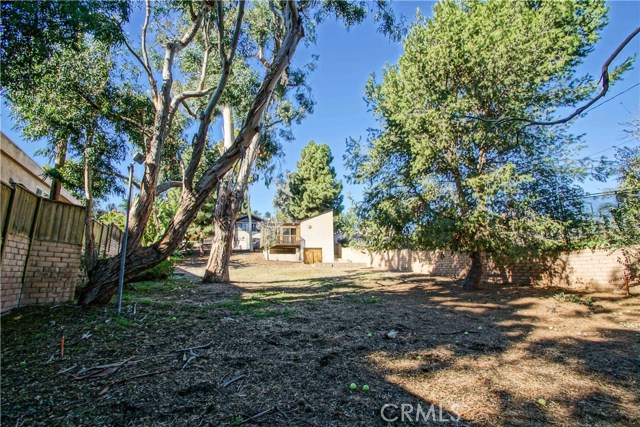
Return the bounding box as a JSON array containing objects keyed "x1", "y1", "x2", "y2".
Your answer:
[
  {"x1": 275, "y1": 141, "x2": 343, "y2": 221},
  {"x1": 347, "y1": 0, "x2": 630, "y2": 289},
  {"x1": 596, "y1": 120, "x2": 640, "y2": 286}
]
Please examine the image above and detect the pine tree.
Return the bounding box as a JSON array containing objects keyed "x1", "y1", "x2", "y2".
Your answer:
[{"x1": 277, "y1": 141, "x2": 343, "y2": 221}]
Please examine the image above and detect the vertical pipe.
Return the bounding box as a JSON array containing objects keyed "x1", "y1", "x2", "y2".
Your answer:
[
  {"x1": 115, "y1": 163, "x2": 135, "y2": 315},
  {"x1": 247, "y1": 193, "x2": 252, "y2": 251}
]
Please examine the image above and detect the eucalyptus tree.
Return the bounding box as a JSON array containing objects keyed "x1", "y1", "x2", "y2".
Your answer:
[
  {"x1": 203, "y1": 3, "x2": 315, "y2": 282},
  {"x1": 69, "y1": 0, "x2": 402, "y2": 305},
  {"x1": 347, "y1": 0, "x2": 631, "y2": 290}
]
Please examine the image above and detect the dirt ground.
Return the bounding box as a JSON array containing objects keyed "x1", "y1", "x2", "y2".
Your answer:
[{"x1": 2, "y1": 253, "x2": 639, "y2": 426}]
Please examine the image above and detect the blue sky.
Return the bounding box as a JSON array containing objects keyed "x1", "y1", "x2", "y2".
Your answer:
[{"x1": 2, "y1": 0, "x2": 639, "y2": 216}]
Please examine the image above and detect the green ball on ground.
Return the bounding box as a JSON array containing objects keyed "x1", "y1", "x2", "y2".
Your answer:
[
  {"x1": 362, "y1": 384, "x2": 370, "y2": 392},
  {"x1": 350, "y1": 383, "x2": 357, "y2": 390}
]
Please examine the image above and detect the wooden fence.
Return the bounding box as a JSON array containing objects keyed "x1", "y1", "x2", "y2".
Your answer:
[
  {"x1": 1, "y1": 182, "x2": 123, "y2": 313},
  {"x1": 93, "y1": 221, "x2": 123, "y2": 258}
]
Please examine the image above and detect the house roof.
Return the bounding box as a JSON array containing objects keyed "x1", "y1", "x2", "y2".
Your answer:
[
  {"x1": 279, "y1": 210, "x2": 334, "y2": 226},
  {"x1": 0, "y1": 132, "x2": 81, "y2": 205},
  {"x1": 300, "y1": 209, "x2": 334, "y2": 222},
  {"x1": 236, "y1": 214, "x2": 264, "y2": 222}
]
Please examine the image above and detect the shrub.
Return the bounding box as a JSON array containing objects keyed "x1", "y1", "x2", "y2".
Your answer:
[{"x1": 130, "y1": 259, "x2": 174, "y2": 282}]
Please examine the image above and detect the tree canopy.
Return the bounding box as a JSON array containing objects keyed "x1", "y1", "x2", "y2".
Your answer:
[
  {"x1": 346, "y1": 0, "x2": 629, "y2": 288},
  {"x1": 275, "y1": 141, "x2": 343, "y2": 221}
]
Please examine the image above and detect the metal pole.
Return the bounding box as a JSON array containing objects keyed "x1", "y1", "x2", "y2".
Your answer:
[
  {"x1": 247, "y1": 193, "x2": 252, "y2": 251},
  {"x1": 115, "y1": 163, "x2": 135, "y2": 314}
]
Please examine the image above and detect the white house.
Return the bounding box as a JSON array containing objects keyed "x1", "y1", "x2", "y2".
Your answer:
[
  {"x1": 233, "y1": 214, "x2": 263, "y2": 251},
  {"x1": 262, "y1": 210, "x2": 335, "y2": 263}
]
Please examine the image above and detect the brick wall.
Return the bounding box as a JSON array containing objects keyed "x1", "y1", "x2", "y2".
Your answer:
[
  {"x1": 19, "y1": 240, "x2": 83, "y2": 306},
  {"x1": 0, "y1": 234, "x2": 30, "y2": 312},
  {"x1": 341, "y1": 247, "x2": 629, "y2": 291},
  {"x1": 1, "y1": 182, "x2": 85, "y2": 314}
]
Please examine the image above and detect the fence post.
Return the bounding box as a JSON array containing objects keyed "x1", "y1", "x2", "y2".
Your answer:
[
  {"x1": 0, "y1": 184, "x2": 16, "y2": 260},
  {"x1": 17, "y1": 195, "x2": 43, "y2": 307}
]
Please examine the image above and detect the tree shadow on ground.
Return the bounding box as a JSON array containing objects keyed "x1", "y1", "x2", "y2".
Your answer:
[{"x1": 1, "y1": 256, "x2": 638, "y2": 426}]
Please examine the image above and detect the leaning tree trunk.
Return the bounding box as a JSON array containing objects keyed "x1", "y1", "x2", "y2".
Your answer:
[
  {"x1": 462, "y1": 251, "x2": 484, "y2": 290},
  {"x1": 203, "y1": 104, "x2": 236, "y2": 283},
  {"x1": 78, "y1": 7, "x2": 304, "y2": 306}
]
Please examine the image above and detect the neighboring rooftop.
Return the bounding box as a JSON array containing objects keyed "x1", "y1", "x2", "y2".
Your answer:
[{"x1": 0, "y1": 131, "x2": 81, "y2": 205}]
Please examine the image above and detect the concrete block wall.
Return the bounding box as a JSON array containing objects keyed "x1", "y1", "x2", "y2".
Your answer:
[{"x1": 341, "y1": 247, "x2": 628, "y2": 291}]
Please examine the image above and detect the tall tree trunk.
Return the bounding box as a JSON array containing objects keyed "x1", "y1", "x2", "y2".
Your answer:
[
  {"x1": 462, "y1": 251, "x2": 483, "y2": 290},
  {"x1": 203, "y1": 133, "x2": 260, "y2": 282},
  {"x1": 83, "y1": 125, "x2": 96, "y2": 273},
  {"x1": 247, "y1": 193, "x2": 252, "y2": 250},
  {"x1": 79, "y1": 6, "x2": 303, "y2": 305},
  {"x1": 202, "y1": 176, "x2": 235, "y2": 282},
  {"x1": 203, "y1": 104, "x2": 235, "y2": 283},
  {"x1": 49, "y1": 138, "x2": 67, "y2": 200}
]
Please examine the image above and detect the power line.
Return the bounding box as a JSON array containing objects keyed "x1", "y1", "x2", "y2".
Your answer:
[
  {"x1": 581, "y1": 144, "x2": 620, "y2": 159},
  {"x1": 583, "y1": 82, "x2": 640, "y2": 114}
]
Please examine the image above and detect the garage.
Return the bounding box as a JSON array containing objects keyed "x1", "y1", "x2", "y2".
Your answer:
[{"x1": 303, "y1": 248, "x2": 322, "y2": 264}]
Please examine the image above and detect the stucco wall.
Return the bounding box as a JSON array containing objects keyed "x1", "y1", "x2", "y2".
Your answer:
[
  {"x1": 263, "y1": 249, "x2": 300, "y2": 262},
  {"x1": 300, "y1": 211, "x2": 334, "y2": 263},
  {"x1": 234, "y1": 227, "x2": 260, "y2": 251}
]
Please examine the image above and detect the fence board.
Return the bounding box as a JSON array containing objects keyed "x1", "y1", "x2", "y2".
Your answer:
[
  {"x1": 36, "y1": 200, "x2": 84, "y2": 245},
  {"x1": 0, "y1": 182, "x2": 12, "y2": 233},
  {"x1": 8, "y1": 186, "x2": 38, "y2": 237},
  {"x1": 74, "y1": 209, "x2": 85, "y2": 244}
]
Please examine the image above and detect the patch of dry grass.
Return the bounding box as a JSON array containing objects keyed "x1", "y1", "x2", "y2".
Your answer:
[{"x1": 2, "y1": 253, "x2": 639, "y2": 426}]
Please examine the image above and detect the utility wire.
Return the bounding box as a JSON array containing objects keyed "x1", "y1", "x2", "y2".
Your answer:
[{"x1": 583, "y1": 82, "x2": 640, "y2": 115}]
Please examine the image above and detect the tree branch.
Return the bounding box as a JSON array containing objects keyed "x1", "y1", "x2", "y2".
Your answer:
[
  {"x1": 184, "y1": 0, "x2": 246, "y2": 188},
  {"x1": 269, "y1": 0, "x2": 284, "y2": 24},
  {"x1": 156, "y1": 180, "x2": 182, "y2": 194},
  {"x1": 181, "y1": 100, "x2": 197, "y2": 119},
  {"x1": 194, "y1": 1, "x2": 304, "y2": 196},
  {"x1": 77, "y1": 91, "x2": 152, "y2": 138},
  {"x1": 121, "y1": 1, "x2": 157, "y2": 101},
  {"x1": 141, "y1": 0, "x2": 156, "y2": 98},
  {"x1": 465, "y1": 26, "x2": 640, "y2": 127},
  {"x1": 216, "y1": 0, "x2": 228, "y2": 64}
]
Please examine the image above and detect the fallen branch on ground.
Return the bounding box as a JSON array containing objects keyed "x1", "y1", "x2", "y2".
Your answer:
[
  {"x1": 222, "y1": 374, "x2": 245, "y2": 388},
  {"x1": 98, "y1": 368, "x2": 172, "y2": 397},
  {"x1": 438, "y1": 330, "x2": 480, "y2": 335},
  {"x1": 237, "y1": 408, "x2": 275, "y2": 425},
  {"x1": 73, "y1": 357, "x2": 136, "y2": 380}
]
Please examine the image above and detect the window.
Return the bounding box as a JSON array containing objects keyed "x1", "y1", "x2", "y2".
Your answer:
[{"x1": 270, "y1": 247, "x2": 296, "y2": 255}]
